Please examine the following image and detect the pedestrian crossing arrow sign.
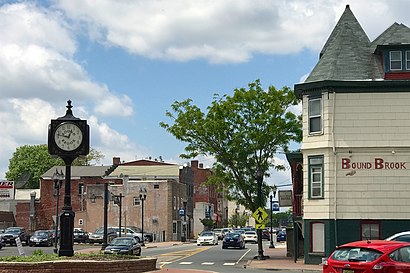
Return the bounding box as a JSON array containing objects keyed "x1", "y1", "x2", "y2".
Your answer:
[
  {"x1": 255, "y1": 223, "x2": 265, "y2": 230},
  {"x1": 252, "y1": 207, "x2": 268, "y2": 223}
]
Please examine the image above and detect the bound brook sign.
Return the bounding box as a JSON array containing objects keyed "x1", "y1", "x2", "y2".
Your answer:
[{"x1": 342, "y1": 158, "x2": 407, "y2": 170}]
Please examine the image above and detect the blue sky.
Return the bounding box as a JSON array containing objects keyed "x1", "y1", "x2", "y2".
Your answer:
[{"x1": 1, "y1": 0, "x2": 409, "y2": 191}]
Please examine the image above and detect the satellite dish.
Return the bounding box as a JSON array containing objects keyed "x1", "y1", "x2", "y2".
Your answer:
[{"x1": 14, "y1": 171, "x2": 31, "y2": 189}]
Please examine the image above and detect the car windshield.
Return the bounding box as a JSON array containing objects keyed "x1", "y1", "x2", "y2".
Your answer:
[
  {"x1": 226, "y1": 233, "x2": 241, "y2": 238},
  {"x1": 331, "y1": 247, "x2": 383, "y2": 262},
  {"x1": 34, "y1": 231, "x2": 48, "y2": 237},
  {"x1": 110, "y1": 238, "x2": 133, "y2": 246},
  {"x1": 200, "y1": 232, "x2": 214, "y2": 237},
  {"x1": 5, "y1": 228, "x2": 20, "y2": 234},
  {"x1": 94, "y1": 228, "x2": 104, "y2": 234}
]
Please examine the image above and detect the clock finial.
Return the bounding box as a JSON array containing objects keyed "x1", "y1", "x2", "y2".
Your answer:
[{"x1": 66, "y1": 100, "x2": 73, "y2": 116}]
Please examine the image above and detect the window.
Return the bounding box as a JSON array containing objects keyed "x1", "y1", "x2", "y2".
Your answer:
[
  {"x1": 133, "y1": 197, "x2": 141, "y2": 206},
  {"x1": 309, "y1": 156, "x2": 324, "y2": 198},
  {"x1": 390, "y1": 247, "x2": 410, "y2": 262},
  {"x1": 406, "y1": 51, "x2": 410, "y2": 70},
  {"x1": 78, "y1": 219, "x2": 83, "y2": 226},
  {"x1": 361, "y1": 222, "x2": 380, "y2": 240},
  {"x1": 390, "y1": 51, "x2": 402, "y2": 70},
  {"x1": 78, "y1": 183, "x2": 84, "y2": 195},
  {"x1": 308, "y1": 98, "x2": 322, "y2": 134},
  {"x1": 153, "y1": 184, "x2": 159, "y2": 189},
  {"x1": 311, "y1": 222, "x2": 325, "y2": 253}
]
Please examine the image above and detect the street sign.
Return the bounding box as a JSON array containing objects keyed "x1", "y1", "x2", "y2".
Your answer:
[
  {"x1": 179, "y1": 208, "x2": 185, "y2": 217},
  {"x1": 278, "y1": 190, "x2": 293, "y2": 207},
  {"x1": 255, "y1": 223, "x2": 265, "y2": 229},
  {"x1": 252, "y1": 207, "x2": 268, "y2": 223}
]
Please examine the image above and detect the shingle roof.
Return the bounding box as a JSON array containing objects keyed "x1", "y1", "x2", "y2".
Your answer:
[
  {"x1": 107, "y1": 165, "x2": 180, "y2": 178},
  {"x1": 371, "y1": 22, "x2": 410, "y2": 51},
  {"x1": 306, "y1": 5, "x2": 372, "y2": 82},
  {"x1": 41, "y1": 166, "x2": 112, "y2": 179}
]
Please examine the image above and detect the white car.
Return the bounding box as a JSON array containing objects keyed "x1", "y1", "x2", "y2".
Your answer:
[
  {"x1": 243, "y1": 231, "x2": 258, "y2": 243},
  {"x1": 197, "y1": 231, "x2": 218, "y2": 246},
  {"x1": 385, "y1": 231, "x2": 410, "y2": 242}
]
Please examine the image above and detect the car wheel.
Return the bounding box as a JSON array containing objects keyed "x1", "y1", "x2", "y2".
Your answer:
[{"x1": 222, "y1": 246, "x2": 226, "y2": 249}]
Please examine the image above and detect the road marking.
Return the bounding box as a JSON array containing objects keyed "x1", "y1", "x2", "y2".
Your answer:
[
  {"x1": 159, "y1": 247, "x2": 208, "y2": 269},
  {"x1": 159, "y1": 262, "x2": 172, "y2": 265},
  {"x1": 202, "y1": 262, "x2": 214, "y2": 265},
  {"x1": 179, "y1": 262, "x2": 193, "y2": 265},
  {"x1": 223, "y1": 263, "x2": 236, "y2": 266}
]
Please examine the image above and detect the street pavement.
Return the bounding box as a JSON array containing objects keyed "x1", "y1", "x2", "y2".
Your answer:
[{"x1": 77, "y1": 241, "x2": 322, "y2": 273}]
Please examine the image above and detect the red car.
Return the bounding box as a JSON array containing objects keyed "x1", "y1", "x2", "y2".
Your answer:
[{"x1": 323, "y1": 240, "x2": 410, "y2": 273}]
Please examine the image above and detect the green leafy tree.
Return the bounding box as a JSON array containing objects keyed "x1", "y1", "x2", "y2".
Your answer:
[
  {"x1": 229, "y1": 213, "x2": 249, "y2": 228},
  {"x1": 6, "y1": 144, "x2": 104, "y2": 188},
  {"x1": 161, "y1": 80, "x2": 302, "y2": 212}
]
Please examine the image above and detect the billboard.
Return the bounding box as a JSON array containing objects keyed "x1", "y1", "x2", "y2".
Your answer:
[{"x1": 0, "y1": 181, "x2": 14, "y2": 200}]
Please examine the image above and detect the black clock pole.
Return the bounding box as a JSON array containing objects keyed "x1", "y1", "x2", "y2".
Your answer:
[
  {"x1": 59, "y1": 157, "x2": 75, "y2": 257},
  {"x1": 48, "y1": 100, "x2": 89, "y2": 257}
]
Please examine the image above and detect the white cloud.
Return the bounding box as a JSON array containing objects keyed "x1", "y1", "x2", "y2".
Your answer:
[
  {"x1": 54, "y1": 0, "x2": 410, "y2": 63},
  {"x1": 0, "y1": 2, "x2": 136, "y2": 178}
]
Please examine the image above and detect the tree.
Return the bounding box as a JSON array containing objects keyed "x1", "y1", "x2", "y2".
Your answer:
[
  {"x1": 161, "y1": 80, "x2": 302, "y2": 212},
  {"x1": 6, "y1": 144, "x2": 104, "y2": 188}
]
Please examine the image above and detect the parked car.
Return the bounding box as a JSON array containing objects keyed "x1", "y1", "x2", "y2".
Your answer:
[
  {"x1": 103, "y1": 237, "x2": 141, "y2": 256},
  {"x1": 385, "y1": 231, "x2": 410, "y2": 242},
  {"x1": 73, "y1": 228, "x2": 89, "y2": 243},
  {"x1": 222, "y1": 232, "x2": 245, "y2": 249},
  {"x1": 197, "y1": 231, "x2": 218, "y2": 246},
  {"x1": 213, "y1": 228, "x2": 223, "y2": 240},
  {"x1": 29, "y1": 230, "x2": 53, "y2": 247},
  {"x1": 89, "y1": 227, "x2": 117, "y2": 244},
  {"x1": 0, "y1": 235, "x2": 4, "y2": 249},
  {"x1": 2, "y1": 227, "x2": 29, "y2": 246},
  {"x1": 323, "y1": 240, "x2": 410, "y2": 273},
  {"x1": 277, "y1": 230, "x2": 286, "y2": 242},
  {"x1": 48, "y1": 229, "x2": 60, "y2": 243},
  {"x1": 261, "y1": 229, "x2": 271, "y2": 240},
  {"x1": 243, "y1": 231, "x2": 258, "y2": 244}
]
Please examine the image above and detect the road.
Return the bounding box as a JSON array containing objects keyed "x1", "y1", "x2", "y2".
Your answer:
[
  {"x1": 0, "y1": 241, "x2": 298, "y2": 273},
  {"x1": 143, "y1": 241, "x2": 275, "y2": 273}
]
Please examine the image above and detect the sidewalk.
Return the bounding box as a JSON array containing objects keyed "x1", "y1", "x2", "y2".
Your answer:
[{"x1": 77, "y1": 241, "x2": 322, "y2": 273}]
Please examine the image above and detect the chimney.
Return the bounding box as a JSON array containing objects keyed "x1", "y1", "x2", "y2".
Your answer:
[
  {"x1": 113, "y1": 157, "x2": 121, "y2": 165},
  {"x1": 191, "y1": 160, "x2": 199, "y2": 169}
]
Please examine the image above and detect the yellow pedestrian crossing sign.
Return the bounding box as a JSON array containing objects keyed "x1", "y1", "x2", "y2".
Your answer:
[
  {"x1": 255, "y1": 223, "x2": 265, "y2": 229},
  {"x1": 252, "y1": 207, "x2": 268, "y2": 223}
]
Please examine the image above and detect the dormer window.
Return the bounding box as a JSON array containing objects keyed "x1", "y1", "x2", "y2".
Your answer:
[
  {"x1": 386, "y1": 50, "x2": 410, "y2": 72},
  {"x1": 406, "y1": 51, "x2": 410, "y2": 70},
  {"x1": 390, "y1": 51, "x2": 402, "y2": 70}
]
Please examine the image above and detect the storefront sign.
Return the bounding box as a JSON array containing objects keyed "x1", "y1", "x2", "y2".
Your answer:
[
  {"x1": 341, "y1": 158, "x2": 406, "y2": 170},
  {"x1": 0, "y1": 181, "x2": 14, "y2": 200}
]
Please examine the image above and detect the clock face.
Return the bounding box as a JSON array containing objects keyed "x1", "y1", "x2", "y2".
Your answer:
[{"x1": 54, "y1": 122, "x2": 83, "y2": 151}]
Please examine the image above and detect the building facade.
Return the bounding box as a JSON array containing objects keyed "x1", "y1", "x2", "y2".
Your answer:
[{"x1": 294, "y1": 5, "x2": 410, "y2": 264}]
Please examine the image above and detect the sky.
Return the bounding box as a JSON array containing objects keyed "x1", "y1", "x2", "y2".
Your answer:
[{"x1": 1, "y1": 0, "x2": 410, "y2": 192}]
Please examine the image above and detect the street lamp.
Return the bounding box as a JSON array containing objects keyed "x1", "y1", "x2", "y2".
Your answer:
[
  {"x1": 235, "y1": 206, "x2": 239, "y2": 228},
  {"x1": 112, "y1": 193, "x2": 123, "y2": 237},
  {"x1": 269, "y1": 185, "x2": 277, "y2": 249},
  {"x1": 52, "y1": 169, "x2": 64, "y2": 254},
  {"x1": 139, "y1": 188, "x2": 147, "y2": 246},
  {"x1": 182, "y1": 199, "x2": 187, "y2": 242}
]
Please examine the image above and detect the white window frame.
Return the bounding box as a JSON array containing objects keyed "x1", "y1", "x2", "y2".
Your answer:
[
  {"x1": 309, "y1": 156, "x2": 324, "y2": 199},
  {"x1": 308, "y1": 97, "x2": 322, "y2": 134},
  {"x1": 133, "y1": 197, "x2": 141, "y2": 206},
  {"x1": 406, "y1": 50, "x2": 410, "y2": 70},
  {"x1": 390, "y1": 51, "x2": 402, "y2": 71},
  {"x1": 311, "y1": 222, "x2": 325, "y2": 253}
]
